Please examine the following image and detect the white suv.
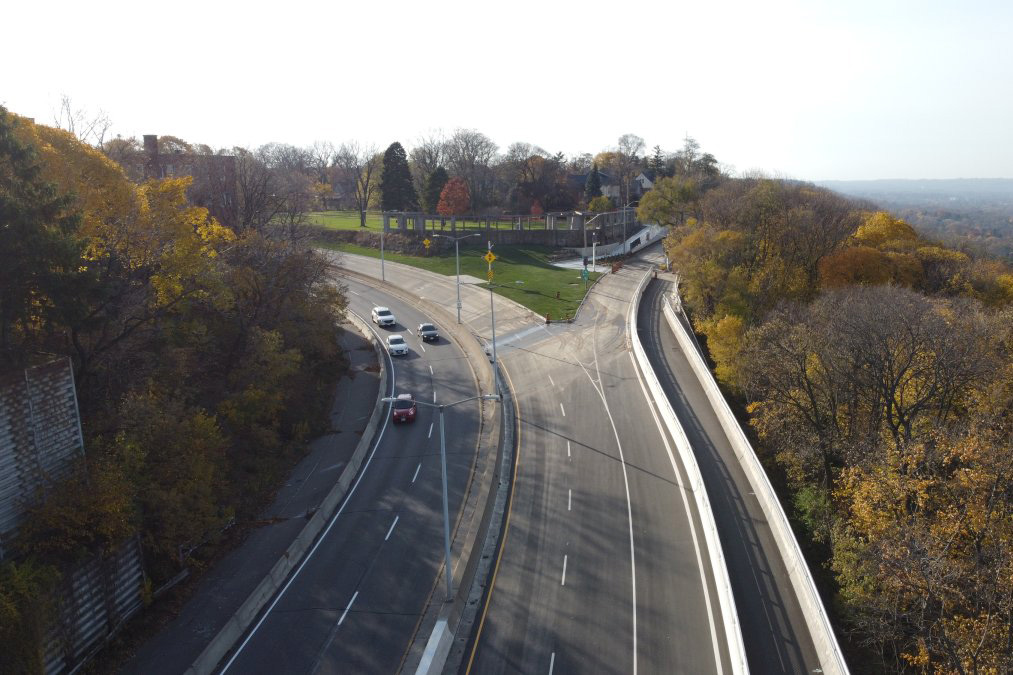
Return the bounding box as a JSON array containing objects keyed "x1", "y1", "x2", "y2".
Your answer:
[{"x1": 371, "y1": 306, "x2": 396, "y2": 327}]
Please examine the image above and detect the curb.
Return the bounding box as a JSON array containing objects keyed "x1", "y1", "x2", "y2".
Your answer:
[
  {"x1": 185, "y1": 312, "x2": 388, "y2": 675},
  {"x1": 628, "y1": 271, "x2": 748, "y2": 673}
]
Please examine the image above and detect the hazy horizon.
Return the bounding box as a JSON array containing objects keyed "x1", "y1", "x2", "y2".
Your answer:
[{"x1": 5, "y1": 0, "x2": 1012, "y2": 182}]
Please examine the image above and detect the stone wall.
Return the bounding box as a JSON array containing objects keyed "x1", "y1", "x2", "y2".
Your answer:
[{"x1": 0, "y1": 358, "x2": 84, "y2": 558}]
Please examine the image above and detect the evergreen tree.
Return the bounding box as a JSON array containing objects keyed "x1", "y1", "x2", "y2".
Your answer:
[
  {"x1": 649, "y1": 145, "x2": 667, "y2": 176},
  {"x1": 379, "y1": 141, "x2": 418, "y2": 211},
  {"x1": 0, "y1": 107, "x2": 83, "y2": 361},
  {"x1": 421, "y1": 167, "x2": 449, "y2": 214},
  {"x1": 584, "y1": 163, "x2": 602, "y2": 203}
]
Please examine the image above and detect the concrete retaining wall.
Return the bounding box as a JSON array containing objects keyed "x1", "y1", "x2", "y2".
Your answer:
[{"x1": 629, "y1": 271, "x2": 748, "y2": 674}]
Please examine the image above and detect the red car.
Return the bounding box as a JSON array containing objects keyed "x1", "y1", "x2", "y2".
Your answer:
[{"x1": 392, "y1": 393, "x2": 417, "y2": 423}]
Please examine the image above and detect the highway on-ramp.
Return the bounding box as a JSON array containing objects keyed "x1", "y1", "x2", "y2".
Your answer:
[
  {"x1": 469, "y1": 253, "x2": 736, "y2": 673},
  {"x1": 218, "y1": 277, "x2": 488, "y2": 674}
]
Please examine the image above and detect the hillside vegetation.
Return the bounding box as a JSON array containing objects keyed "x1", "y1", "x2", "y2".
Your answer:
[
  {"x1": 645, "y1": 176, "x2": 1013, "y2": 673},
  {"x1": 0, "y1": 108, "x2": 345, "y2": 670}
]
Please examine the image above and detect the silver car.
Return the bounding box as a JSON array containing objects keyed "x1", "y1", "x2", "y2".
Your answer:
[{"x1": 386, "y1": 334, "x2": 409, "y2": 356}]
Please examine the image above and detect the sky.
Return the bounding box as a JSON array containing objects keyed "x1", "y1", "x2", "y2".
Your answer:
[{"x1": 4, "y1": 0, "x2": 1012, "y2": 181}]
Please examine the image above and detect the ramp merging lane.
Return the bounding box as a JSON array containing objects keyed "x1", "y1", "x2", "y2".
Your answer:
[{"x1": 637, "y1": 277, "x2": 823, "y2": 673}]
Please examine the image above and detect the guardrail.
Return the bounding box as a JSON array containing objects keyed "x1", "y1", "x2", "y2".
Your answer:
[
  {"x1": 628, "y1": 269, "x2": 748, "y2": 674},
  {"x1": 660, "y1": 291, "x2": 849, "y2": 675}
]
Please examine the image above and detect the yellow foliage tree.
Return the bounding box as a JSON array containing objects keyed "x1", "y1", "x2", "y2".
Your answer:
[{"x1": 853, "y1": 211, "x2": 918, "y2": 249}]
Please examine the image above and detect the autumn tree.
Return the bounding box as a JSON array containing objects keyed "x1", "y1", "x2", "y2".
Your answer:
[
  {"x1": 638, "y1": 175, "x2": 698, "y2": 227},
  {"x1": 437, "y1": 176, "x2": 471, "y2": 216},
  {"x1": 0, "y1": 107, "x2": 84, "y2": 361}
]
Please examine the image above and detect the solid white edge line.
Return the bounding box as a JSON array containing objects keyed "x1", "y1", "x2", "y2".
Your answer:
[
  {"x1": 412, "y1": 462, "x2": 421, "y2": 483},
  {"x1": 385, "y1": 515, "x2": 399, "y2": 541},
  {"x1": 337, "y1": 591, "x2": 359, "y2": 626},
  {"x1": 221, "y1": 310, "x2": 396, "y2": 673},
  {"x1": 561, "y1": 555, "x2": 567, "y2": 586},
  {"x1": 576, "y1": 320, "x2": 638, "y2": 674}
]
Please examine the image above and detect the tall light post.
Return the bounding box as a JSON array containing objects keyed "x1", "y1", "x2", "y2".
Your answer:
[
  {"x1": 434, "y1": 232, "x2": 480, "y2": 324},
  {"x1": 380, "y1": 225, "x2": 385, "y2": 282},
  {"x1": 383, "y1": 393, "x2": 501, "y2": 601}
]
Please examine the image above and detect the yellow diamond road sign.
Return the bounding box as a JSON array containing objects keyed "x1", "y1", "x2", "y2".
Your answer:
[
  {"x1": 484, "y1": 251, "x2": 496, "y2": 264},
  {"x1": 423, "y1": 238, "x2": 431, "y2": 248}
]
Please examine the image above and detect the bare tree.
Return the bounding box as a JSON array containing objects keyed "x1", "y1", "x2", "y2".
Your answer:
[
  {"x1": 309, "y1": 140, "x2": 337, "y2": 183},
  {"x1": 335, "y1": 142, "x2": 381, "y2": 227},
  {"x1": 409, "y1": 132, "x2": 446, "y2": 197},
  {"x1": 54, "y1": 95, "x2": 112, "y2": 147},
  {"x1": 615, "y1": 133, "x2": 645, "y2": 205},
  {"x1": 445, "y1": 129, "x2": 498, "y2": 210}
]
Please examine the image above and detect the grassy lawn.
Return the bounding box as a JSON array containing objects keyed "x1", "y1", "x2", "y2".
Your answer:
[
  {"x1": 317, "y1": 240, "x2": 598, "y2": 318},
  {"x1": 307, "y1": 211, "x2": 549, "y2": 231}
]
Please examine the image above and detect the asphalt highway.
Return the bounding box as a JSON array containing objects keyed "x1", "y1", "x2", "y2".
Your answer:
[
  {"x1": 469, "y1": 255, "x2": 734, "y2": 674},
  {"x1": 218, "y1": 277, "x2": 484, "y2": 674}
]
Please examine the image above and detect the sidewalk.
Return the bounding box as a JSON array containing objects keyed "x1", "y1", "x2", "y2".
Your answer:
[{"x1": 120, "y1": 319, "x2": 381, "y2": 675}]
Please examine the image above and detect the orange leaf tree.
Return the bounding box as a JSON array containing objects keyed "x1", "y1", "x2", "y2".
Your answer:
[{"x1": 436, "y1": 176, "x2": 470, "y2": 216}]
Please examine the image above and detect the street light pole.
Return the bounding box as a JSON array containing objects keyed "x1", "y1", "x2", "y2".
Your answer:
[
  {"x1": 380, "y1": 226, "x2": 385, "y2": 282},
  {"x1": 382, "y1": 393, "x2": 500, "y2": 601},
  {"x1": 434, "y1": 233, "x2": 480, "y2": 324}
]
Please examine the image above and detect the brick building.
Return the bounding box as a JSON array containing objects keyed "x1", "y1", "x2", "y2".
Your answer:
[{"x1": 143, "y1": 134, "x2": 238, "y2": 228}]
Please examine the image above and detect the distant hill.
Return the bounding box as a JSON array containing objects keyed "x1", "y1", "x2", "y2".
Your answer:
[
  {"x1": 817, "y1": 178, "x2": 1013, "y2": 203},
  {"x1": 817, "y1": 179, "x2": 1013, "y2": 261}
]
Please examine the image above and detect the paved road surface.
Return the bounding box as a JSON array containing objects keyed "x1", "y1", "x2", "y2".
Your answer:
[
  {"x1": 218, "y1": 278, "x2": 486, "y2": 674},
  {"x1": 470, "y1": 251, "x2": 734, "y2": 673}
]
